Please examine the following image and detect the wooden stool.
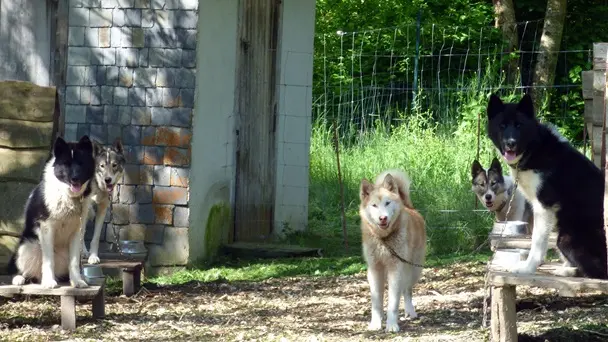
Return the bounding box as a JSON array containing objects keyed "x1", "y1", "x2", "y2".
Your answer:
[
  {"x1": 83, "y1": 258, "x2": 144, "y2": 297},
  {"x1": 488, "y1": 263, "x2": 608, "y2": 342},
  {"x1": 0, "y1": 281, "x2": 105, "y2": 330}
]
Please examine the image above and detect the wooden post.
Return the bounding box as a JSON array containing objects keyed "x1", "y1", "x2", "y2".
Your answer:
[
  {"x1": 490, "y1": 285, "x2": 517, "y2": 342},
  {"x1": 604, "y1": 49, "x2": 608, "y2": 276},
  {"x1": 92, "y1": 287, "x2": 105, "y2": 319},
  {"x1": 60, "y1": 295, "x2": 76, "y2": 330},
  {"x1": 122, "y1": 270, "x2": 137, "y2": 297}
]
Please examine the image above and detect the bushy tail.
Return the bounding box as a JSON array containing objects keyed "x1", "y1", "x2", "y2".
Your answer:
[{"x1": 375, "y1": 169, "x2": 414, "y2": 208}]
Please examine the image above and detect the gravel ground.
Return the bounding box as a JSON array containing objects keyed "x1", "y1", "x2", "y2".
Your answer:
[{"x1": 2, "y1": 260, "x2": 608, "y2": 341}]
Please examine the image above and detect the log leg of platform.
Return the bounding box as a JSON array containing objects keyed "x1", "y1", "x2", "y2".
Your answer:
[
  {"x1": 490, "y1": 285, "x2": 517, "y2": 342},
  {"x1": 92, "y1": 286, "x2": 105, "y2": 319},
  {"x1": 60, "y1": 295, "x2": 77, "y2": 330},
  {"x1": 122, "y1": 267, "x2": 141, "y2": 297}
]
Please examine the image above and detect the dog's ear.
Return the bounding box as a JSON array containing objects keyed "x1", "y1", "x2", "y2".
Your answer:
[
  {"x1": 471, "y1": 160, "x2": 484, "y2": 179},
  {"x1": 91, "y1": 139, "x2": 103, "y2": 157},
  {"x1": 381, "y1": 173, "x2": 397, "y2": 194},
  {"x1": 487, "y1": 94, "x2": 504, "y2": 120},
  {"x1": 517, "y1": 93, "x2": 535, "y2": 118},
  {"x1": 77, "y1": 135, "x2": 94, "y2": 154},
  {"x1": 360, "y1": 179, "x2": 374, "y2": 201},
  {"x1": 53, "y1": 136, "x2": 69, "y2": 158},
  {"x1": 113, "y1": 137, "x2": 124, "y2": 154},
  {"x1": 489, "y1": 157, "x2": 503, "y2": 174}
]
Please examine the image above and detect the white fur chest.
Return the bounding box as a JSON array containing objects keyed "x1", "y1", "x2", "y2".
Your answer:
[
  {"x1": 511, "y1": 168, "x2": 543, "y2": 208},
  {"x1": 45, "y1": 189, "x2": 85, "y2": 220}
]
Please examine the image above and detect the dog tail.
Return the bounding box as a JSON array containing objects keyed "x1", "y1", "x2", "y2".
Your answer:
[{"x1": 375, "y1": 169, "x2": 414, "y2": 209}]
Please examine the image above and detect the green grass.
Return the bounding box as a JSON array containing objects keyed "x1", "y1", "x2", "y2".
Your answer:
[{"x1": 149, "y1": 252, "x2": 492, "y2": 286}]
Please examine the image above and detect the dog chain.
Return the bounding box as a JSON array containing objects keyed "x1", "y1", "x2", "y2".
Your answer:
[
  {"x1": 381, "y1": 239, "x2": 425, "y2": 268},
  {"x1": 109, "y1": 192, "x2": 123, "y2": 255},
  {"x1": 481, "y1": 165, "x2": 520, "y2": 329}
]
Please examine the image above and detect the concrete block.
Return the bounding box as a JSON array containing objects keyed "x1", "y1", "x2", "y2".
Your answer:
[
  {"x1": 140, "y1": 165, "x2": 154, "y2": 185},
  {"x1": 164, "y1": 49, "x2": 182, "y2": 67},
  {"x1": 66, "y1": 105, "x2": 87, "y2": 123},
  {"x1": 122, "y1": 125, "x2": 141, "y2": 145},
  {"x1": 132, "y1": 106, "x2": 151, "y2": 125},
  {"x1": 105, "y1": 66, "x2": 120, "y2": 85},
  {"x1": 135, "y1": 185, "x2": 153, "y2": 203},
  {"x1": 171, "y1": 108, "x2": 191, "y2": 127},
  {"x1": 147, "y1": 227, "x2": 189, "y2": 266},
  {"x1": 146, "y1": 88, "x2": 163, "y2": 107},
  {"x1": 101, "y1": 86, "x2": 114, "y2": 104},
  {"x1": 176, "y1": 68, "x2": 195, "y2": 88},
  {"x1": 69, "y1": 8, "x2": 89, "y2": 27},
  {"x1": 90, "y1": 8, "x2": 113, "y2": 27},
  {"x1": 111, "y1": 204, "x2": 130, "y2": 224},
  {"x1": 173, "y1": 206, "x2": 189, "y2": 227},
  {"x1": 117, "y1": 48, "x2": 138, "y2": 67},
  {"x1": 69, "y1": 27, "x2": 86, "y2": 46},
  {"x1": 119, "y1": 184, "x2": 136, "y2": 204},
  {"x1": 138, "y1": 48, "x2": 149, "y2": 66},
  {"x1": 129, "y1": 87, "x2": 147, "y2": 106},
  {"x1": 114, "y1": 87, "x2": 129, "y2": 105},
  {"x1": 162, "y1": 87, "x2": 180, "y2": 107},
  {"x1": 129, "y1": 204, "x2": 155, "y2": 224},
  {"x1": 170, "y1": 167, "x2": 189, "y2": 187},
  {"x1": 66, "y1": 86, "x2": 81, "y2": 104},
  {"x1": 90, "y1": 124, "x2": 107, "y2": 143},
  {"x1": 133, "y1": 67, "x2": 157, "y2": 86},
  {"x1": 118, "y1": 67, "x2": 133, "y2": 87},
  {"x1": 86, "y1": 105, "x2": 105, "y2": 123},
  {"x1": 68, "y1": 47, "x2": 91, "y2": 66},
  {"x1": 175, "y1": 10, "x2": 197, "y2": 29},
  {"x1": 181, "y1": 49, "x2": 196, "y2": 68},
  {"x1": 123, "y1": 164, "x2": 140, "y2": 184},
  {"x1": 143, "y1": 146, "x2": 164, "y2": 165},
  {"x1": 154, "y1": 204, "x2": 174, "y2": 224},
  {"x1": 155, "y1": 68, "x2": 175, "y2": 86},
  {"x1": 180, "y1": 88, "x2": 194, "y2": 108},
  {"x1": 154, "y1": 165, "x2": 171, "y2": 186}
]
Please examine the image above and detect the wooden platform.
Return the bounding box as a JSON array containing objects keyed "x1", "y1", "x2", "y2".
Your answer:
[
  {"x1": 82, "y1": 257, "x2": 143, "y2": 297},
  {"x1": 0, "y1": 278, "x2": 105, "y2": 330},
  {"x1": 490, "y1": 232, "x2": 558, "y2": 250},
  {"x1": 487, "y1": 262, "x2": 608, "y2": 342}
]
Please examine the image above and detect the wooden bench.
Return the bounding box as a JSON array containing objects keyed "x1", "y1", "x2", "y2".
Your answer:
[
  {"x1": 83, "y1": 254, "x2": 144, "y2": 297},
  {"x1": 0, "y1": 277, "x2": 105, "y2": 330},
  {"x1": 487, "y1": 263, "x2": 608, "y2": 342}
]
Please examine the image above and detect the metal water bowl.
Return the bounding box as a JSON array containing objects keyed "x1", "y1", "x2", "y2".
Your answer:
[
  {"x1": 118, "y1": 240, "x2": 148, "y2": 260},
  {"x1": 491, "y1": 220, "x2": 530, "y2": 237},
  {"x1": 83, "y1": 265, "x2": 105, "y2": 286},
  {"x1": 492, "y1": 248, "x2": 529, "y2": 268}
]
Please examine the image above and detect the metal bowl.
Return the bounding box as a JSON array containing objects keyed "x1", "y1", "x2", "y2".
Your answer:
[
  {"x1": 492, "y1": 248, "x2": 529, "y2": 267},
  {"x1": 119, "y1": 240, "x2": 148, "y2": 260},
  {"x1": 82, "y1": 265, "x2": 105, "y2": 285},
  {"x1": 491, "y1": 220, "x2": 530, "y2": 236}
]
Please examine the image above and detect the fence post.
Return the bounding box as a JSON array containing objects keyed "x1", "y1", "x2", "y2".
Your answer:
[{"x1": 412, "y1": 9, "x2": 422, "y2": 104}]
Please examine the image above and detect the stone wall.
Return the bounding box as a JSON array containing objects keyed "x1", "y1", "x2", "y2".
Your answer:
[{"x1": 65, "y1": 0, "x2": 197, "y2": 270}]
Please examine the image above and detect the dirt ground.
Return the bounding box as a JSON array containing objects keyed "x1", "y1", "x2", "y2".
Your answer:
[{"x1": 2, "y1": 260, "x2": 608, "y2": 342}]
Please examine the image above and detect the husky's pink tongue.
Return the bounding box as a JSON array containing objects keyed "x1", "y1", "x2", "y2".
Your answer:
[
  {"x1": 107, "y1": 184, "x2": 114, "y2": 194},
  {"x1": 504, "y1": 151, "x2": 517, "y2": 162},
  {"x1": 70, "y1": 184, "x2": 82, "y2": 193}
]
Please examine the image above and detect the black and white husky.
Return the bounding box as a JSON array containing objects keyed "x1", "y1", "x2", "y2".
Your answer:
[
  {"x1": 82, "y1": 138, "x2": 125, "y2": 264},
  {"x1": 486, "y1": 93, "x2": 607, "y2": 279},
  {"x1": 471, "y1": 157, "x2": 533, "y2": 226},
  {"x1": 8, "y1": 135, "x2": 96, "y2": 288}
]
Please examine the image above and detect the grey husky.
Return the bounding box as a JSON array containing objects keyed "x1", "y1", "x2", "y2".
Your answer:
[
  {"x1": 82, "y1": 138, "x2": 125, "y2": 264},
  {"x1": 471, "y1": 157, "x2": 533, "y2": 228}
]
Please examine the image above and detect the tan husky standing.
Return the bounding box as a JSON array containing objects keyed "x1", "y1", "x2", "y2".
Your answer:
[{"x1": 359, "y1": 169, "x2": 427, "y2": 333}]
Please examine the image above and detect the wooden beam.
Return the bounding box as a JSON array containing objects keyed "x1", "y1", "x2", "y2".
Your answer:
[{"x1": 491, "y1": 285, "x2": 517, "y2": 342}]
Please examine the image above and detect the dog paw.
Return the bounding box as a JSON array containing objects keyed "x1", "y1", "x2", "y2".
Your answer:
[
  {"x1": 367, "y1": 319, "x2": 382, "y2": 331},
  {"x1": 508, "y1": 261, "x2": 537, "y2": 275},
  {"x1": 12, "y1": 275, "x2": 26, "y2": 286},
  {"x1": 88, "y1": 254, "x2": 101, "y2": 264},
  {"x1": 404, "y1": 308, "x2": 418, "y2": 319},
  {"x1": 41, "y1": 277, "x2": 58, "y2": 289},
  {"x1": 385, "y1": 320, "x2": 400, "y2": 333},
  {"x1": 71, "y1": 278, "x2": 89, "y2": 288}
]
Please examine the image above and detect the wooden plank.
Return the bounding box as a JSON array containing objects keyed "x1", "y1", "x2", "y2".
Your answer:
[
  {"x1": 82, "y1": 258, "x2": 144, "y2": 269},
  {"x1": 0, "y1": 118, "x2": 54, "y2": 148},
  {"x1": 0, "y1": 81, "x2": 56, "y2": 122},
  {"x1": 92, "y1": 287, "x2": 105, "y2": 319},
  {"x1": 582, "y1": 70, "x2": 594, "y2": 99},
  {"x1": 0, "y1": 148, "x2": 49, "y2": 183},
  {"x1": 0, "y1": 283, "x2": 103, "y2": 297},
  {"x1": 233, "y1": 0, "x2": 281, "y2": 242},
  {"x1": 594, "y1": 43, "x2": 608, "y2": 70},
  {"x1": 490, "y1": 269, "x2": 608, "y2": 293}
]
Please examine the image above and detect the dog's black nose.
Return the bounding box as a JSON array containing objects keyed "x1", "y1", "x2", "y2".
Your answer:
[
  {"x1": 104, "y1": 177, "x2": 112, "y2": 184},
  {"x1": 505, "y1": 139, "x2": 516, "y2": 149},
  {"x1": 485, "y1": 194, "x2": 492, "y2": 201}
]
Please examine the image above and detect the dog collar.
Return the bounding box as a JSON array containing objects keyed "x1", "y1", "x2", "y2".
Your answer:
[{"x1": 495, "y1": 199, "x2": 508, "y2": 215}]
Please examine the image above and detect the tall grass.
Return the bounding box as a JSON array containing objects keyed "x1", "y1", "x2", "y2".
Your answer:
[{"x1": 302, "y1": 63, "x2": 585, "y2": 259}]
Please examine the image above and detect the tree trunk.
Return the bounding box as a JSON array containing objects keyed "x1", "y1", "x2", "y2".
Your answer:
[
  {"x1": 531, "y1": 0, "x2": 568, "y2": 113},
  {"x1": 493, "y1": 0, "x2": 519, "y2": 84}
]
